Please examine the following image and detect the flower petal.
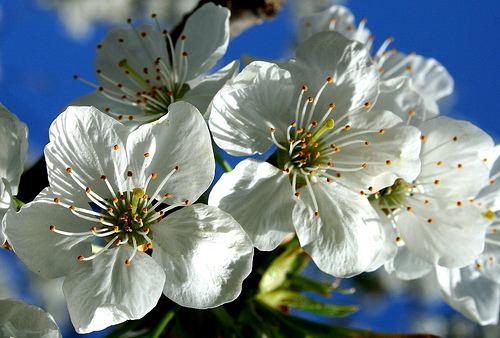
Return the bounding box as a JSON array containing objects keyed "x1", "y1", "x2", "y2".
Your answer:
[
  {"x1": 284, "y1": 31, "x2": 379, "y2": 124},
  {"x1": 437, "y1": 266, "x2": 500, "y2": 325},
  {"x1": 152, "y1": 204, "x2": 253, "y2": 308},
  {"x1": 209, "y1": 159, "x2": 295, "y2": 251},
  {"x1": 45, "y1": 106, "x2": 129, "y2": 204},
  {"x1": 209, "y1": 61, "x2": 295, "y2": 156},
  {"x1": 418, "y1": 116, "x2": 494, "y2": 206},
  {"x1": 0, "y1": 299, "x2": 61, "y2": 338},
  {"x1": 4, "y1": 188, "x2": 91, "y2": 279},
  {"x1": 381, "y1": 52, "x2": 454, "y2": 102},
  {"x1": 63, "y1": 245, "x2": 165, "y2": 334},
  {"x1": 298, "y1": 5, "x2": 370, "y2": 45},
  {"x1": 374, "y1": 77, "x2": 439, "y2": 126},
  {"x1": 293, "y1": 181, "x2": 384, "y2": 277},
  {"x1": 185, "y1": 60, "x2": 240, "y2": 117},
  {"x1": 328, "y1": 125, "x2": 422, "y2": 193},
  {"x1": 398, "y1": 203, "x2": 487, "y2": 268},
  {"x1": 126, "y1": 101, "x2": 214, "y2": 203},
  {"x1": 0, "y1": 103, "x2": 28, "y2": 194},
  {"x1": 176, "y1": 3, "x2": 230, "y2": 80},
  {"x1": 385, "y1": 244, "x2": 433, "y2": 280}
]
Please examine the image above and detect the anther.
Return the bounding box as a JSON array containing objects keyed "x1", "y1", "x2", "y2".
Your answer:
[
  {"x1": 406, "y1": 207, "x2": 413, "y2": 212},
  {"x1": 385, "y1": 160, "x2": 392, "y2": 166},
  {"x1": 184, "y1": 200, "x2": 190, "y2": 205},
  {"x1": 437, "y1": 161, "x2": 443, "y2": 166},
  {"x1": 326, "y1": 76, "x2": 334, "y2": 84},
  {"x1": 151, "y1": 172, "x2": 158, "y2": 180},
  {"x1": 456, "y1": 201, "x2": 462, "y2": 207},
  {"x1": 379, "y1": 129, "x2": 385, "y2": 135},
  {"x1": 49, "y1": 224, "x2": 56, "y2": 231},
  {"x1": 113, "y1": 144, "x2": 119, "y2": 151},
  {"x1": 53, "y1": 198, "x2": 60, "y2": 203},
  {"x1": 408, "y1": 110, "x2": 415, "y2": 117},
  {"x1": 175, "y1": 165, "x2": 180, "y2": 171},
  {"x1": 434, "y1": 179, "x2": 440, "y2": 185},
  {"x1": 420, "y1": 135, "x2": 427, "y2": 141},
  {"x1": 361, "y1": 163, "x2": 369, "y2": 169},
  {"x1": 314, "y1": 211, "x2": 320, "y2": 217},
  {"x1": 294, "y1": 192, "x2": 301, "y2": 198},
  {"x1": 127, "y1": 171, "x2": 133, "y2": 177},
  {"x1": 66, "y1": 167, "x2": 72, "y2": 173},
  {"x1": 453, "y1": 136, "x2": 458, "y2": 142},
  {"x1": 427, "y1": 218, "x2": 433, "y2": 224},
  {"x1": 363, "y1": 101, "x2": 371, "y2": 109}
]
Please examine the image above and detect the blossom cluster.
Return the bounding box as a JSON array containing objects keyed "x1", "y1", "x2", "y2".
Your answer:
[{"x1": 0, "y1": 1, "x2": 498, "y2": 335}]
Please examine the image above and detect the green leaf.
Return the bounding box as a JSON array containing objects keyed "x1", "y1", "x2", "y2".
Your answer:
[
  {"x1": 258, "y1": 238, "x2": 308, "y2": 293},
  {"x1": 257, "y1": 290, "x2": 358, "y2": 317},
  {"x1": 289, "y1": 274, "x2": 333, "y2": 297}
]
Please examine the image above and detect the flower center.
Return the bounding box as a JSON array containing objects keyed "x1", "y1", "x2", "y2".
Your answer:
[
  {"x1": 74, "y1": 20, "x2": 192, "y2": 122},
  {"x1": 49, "y1": 164, "x2": 186, "y2": 265},
  {"x1": 369, "y1": 178, "x2": 411, "y2": 210}
]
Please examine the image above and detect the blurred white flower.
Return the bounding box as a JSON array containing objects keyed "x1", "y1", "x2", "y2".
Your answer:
[
  {"x1": 290, "y1": 0, "x2": 346, "y2": 19},
  {"x1": 5, "y1": 104, "x2": 253, "y2": 333},
  {"x1": 73, "y1": 3, "x2": 238, "y2": 126},
  {"x1": 38, "y1": 0, "x2": 200, "y2": 39},
  {"x1": 209, "y1": 32, "x2": 422, "y2": 278},
  {"x1": 298, "y1": 5, "x2": 454, "y2": 112},
  {"x1": 0, "y1": 103, "x2": 28, "y2": 245},
  {"x1": 0, "y1": 299, "x2": 61, "y2": 338}
]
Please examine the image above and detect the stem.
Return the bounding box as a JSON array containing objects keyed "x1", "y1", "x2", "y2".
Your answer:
[
  {"x1": 151, "y1": 309, "x2": 176, "y2": 338},
  {"x1": 214, "y1": 148, "x2": 233, "y2": 172},
  {"x1": 11, "y1": 196, "x2": 24, "y2": 211}
]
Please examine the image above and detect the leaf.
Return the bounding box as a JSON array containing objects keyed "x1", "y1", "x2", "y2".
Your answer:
[
  {"x1": 257, "y1": 290, "x2": 358, "y2": 317},
  {"x1": 259, "y1": 238, "x2": 308, "y2": 293},
  {"x1": 289, "y1": 274, "x2": 333, "y2": 297}
]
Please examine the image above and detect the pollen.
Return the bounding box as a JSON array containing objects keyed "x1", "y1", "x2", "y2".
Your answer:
[
  {"x1": 49, "y1": 224, "x2": 56, "y2": 231},
  {"x1": 314, "y1": 211, "x2": 320, "y2": 217},
  {"x1": 151, "y1": 172, "x2": 158, "y2": 180},
  {"x1": 113, "y1": 144, "x2": 119, "y2": 151},
  {"x1": 53, "y1": 198, "x2": 60, "y2": 203},
  {"x1": 326, "y1": 76, "x2": 334, "y2": 84},
  {"x1": 363, "y1": 101, "x2": 372, "y2": 109},
  {"x1": 456, "y1": 201, "x2": 462, "y2": 207},
  {"x1": 77, "y1": 255, "x2": 84, "y2": 262},
  {"x1": 294, "y1": 192, "x2": 301, "y2": 198},
  {"x1": 452, "y1": 136, "x2": 458, "y2": 142},
  {"x1": 379, "y1": 129, "x2": 385, "y2": 135},
  {"x1": 361, "y1": 163, "x2": 369, "y2": 169},
  {"x1": 420, "y1": 135, "x2": 427, "y2": 141},
  {"x1": 457, "y1": 163, "x2": 463, "y2": 169},
  {"x1": 127, "y1": 171, "x2": 133, "y2": 177},
  {"x1": 437, "y1": 161, "x2": 443, "y2": 166},
  {"x1": 144, "y1": 152, "x2": 150, "y2": 158},
  {"x1": 427, "y1": 218, "x2": 433, "y2": 224},
  {"x1": 66, "y1": 167, "x2": 72, "y2": 173},
  {"x1": 406, "y1": 207, "x2": 413, "y2": 212},
  {"x1": 302, "y1": 84, "x2": 309, "y2": 92},
  {"x1": 385, "y1": 160, "x2": 392, "y2": 166},
  {"x1": 408, "y1": 110, "x2": 415, "y2": 117},
  {"x1": 434, "y1": 179, "x2": 440, "y2": 185}
]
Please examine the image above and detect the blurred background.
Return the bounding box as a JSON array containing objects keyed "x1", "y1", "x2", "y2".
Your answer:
[{"x1": 0, "y1": 0, "x2": 498, "y2": 337}]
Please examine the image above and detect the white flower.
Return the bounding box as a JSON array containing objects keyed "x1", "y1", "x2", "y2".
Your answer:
[
  {"x1": 435, "y1": 152, "x2": 500, "y2": 325},
  {"x1": 5, "y1": 104, "x2": 253, "y2": 333},
  {"x1": 298, "y1": 5, "x2": 454, "y2": 110},
  {"x1": 73, "y1": 3, "x2": 238, "y2": 125},
  {"x1": 290, "y1": 0, "x2": 346, "y2": 19},
  {"x1": 0, "y1": 299, "x2": 61, "y2": 338},
  {"x1": 208, "y1": 32, "x2": 422, "y2": 277},
  {"x1": 0, "y1": 103, "x2": 28, "y2": 245},
  {"x1": 39, "y1": 0, "x2": 200, "y2": 39},
  {"x1": 370, "y1": 117, "x2": 494, "y2": 280}
]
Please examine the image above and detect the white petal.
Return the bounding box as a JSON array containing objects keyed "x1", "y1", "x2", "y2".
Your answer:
[
  {"x1": 127, "y1": 101, "x2": 214, "y2": 203},
  {"x1": 209, "y1": 159, "x2": 295, "y2": 251},
  {"x1": 381, "y1": 53, "x2": 454, "y2": 102},
  {"x1": 418, "y1": 117, "x2": 494, "y2": 206},
  {"x1": 365, "y1": 209, "x2": 398, "y2": 272},
  {"x1": 152, "y1": 204, "x2": 253, "y2": 308},
  {"x1": 45, "y1": 106, "x2": 129, "y2": 203},
  {"x1": 0, "y1": 179, "x2": 13, "y2": 245},
  {"x1": 176, "y1": 3, "x2": 230, "y2": 80},
  {"x1": 4, "y1": 188, "x2": 92, "y2": 279},
  {"x1": 284, "y1": 31, "x2": 379, "y2": 123},
  {"x1": 185, "y1": 60, "x2": 240, "y2": 117},
  {"x1": 385, "y1": 244, "x2": 433, "y2": 280},
  {"x1": 63, "y1": 245, "x2": 165, "y2": 334},
  {"x1": 0, "y1": 299, "x2": 61, "y2": 338},
  {"x1": 293, "y1": 181, "x2": 384, "y2": 277},
  {"x1": 330, "y1": 125, "x2": 422, "y2": 193},
  {"x1": 298, "y1": 5, "x2": 355, "y2": 42},
  {"x1": 476, "y1": 229, "x2": 500, "y2": 283},
  {"x1": 209, "y1": 61, "x2": 295, "y2": 156},
  {"x1": 437, "y1": 266, "x2": 500, "y2": 325},
  {"x1": 398, "y1": 203, "x2": 487, "y2": 268},
  {"x1": 374, "y1": 77, "x2": 439, "y2": 126},
  {"x1": 0, "y1": 103, "x2": 28, "y2": 194}
]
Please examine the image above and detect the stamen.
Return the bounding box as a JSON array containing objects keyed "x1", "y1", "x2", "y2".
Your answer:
[{"x1": 79, "y1": 235, "x2": 119, "y2": 261}]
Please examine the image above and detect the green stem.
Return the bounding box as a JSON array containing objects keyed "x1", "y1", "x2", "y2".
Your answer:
[
  {"x1": 151, "y1": 309, "x2": 176, "y2": 338},
  {"x1": 214, "y1": 148, "x2": 233, "y2": 172}
]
